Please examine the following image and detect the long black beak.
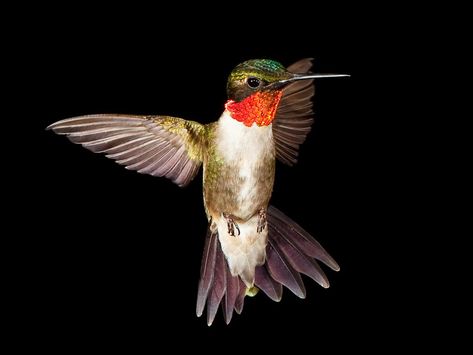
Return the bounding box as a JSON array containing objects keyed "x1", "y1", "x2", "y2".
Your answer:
[
  {"x1": 280, "y1": 73, "x2": 350, "y2": 83},
  {"x1": 269, "y1": 73, "x2": 350, "y2": 89}
]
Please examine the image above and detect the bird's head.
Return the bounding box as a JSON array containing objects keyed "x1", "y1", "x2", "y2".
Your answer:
[
  {"x1": 225, "y1": 58, "x2": 348, "y2": 127},
  {"x1": 226, "y1": 59, "x2": 291, "y2": 102}
]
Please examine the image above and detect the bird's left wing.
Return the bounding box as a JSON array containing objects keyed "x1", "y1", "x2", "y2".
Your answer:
[
  {"x1": 47, "y1": 114, "x2": 206, "y2": 187},
  {"x1": 273, "y1": 58, "x2": 315, "y2": 166}
]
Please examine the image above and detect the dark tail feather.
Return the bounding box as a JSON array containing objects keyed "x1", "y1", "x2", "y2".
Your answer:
[
  {"x1": 196, "y1": 226, "x2": 242, "y2": 326},
  {"x1": 255, "y1": 264, "x2": 283, "y2": 302},
  {"x1": 268, "y1": 205, "x2": 340, "y2": 271},
  {"x1": 222, "y1": 265, "x2": 240, "y2": 324},
  {"x1": 264, "y1": 205, "x2": 340, "y2": 298},
  {"x1": 270, "y1": 222, "x2": 330, "y2": 288},
  {"x1": 206, "y1": 245, "x2": 226, "y2": 326},
  {"x1": 234, "y1": 279, "x2": 246, "y2": 315},
  {"x1": 266, "y1": 237, "x2": 306, "y2": 298},
  {"x1": 196, "y1": 228, "x2": 218, "y2": 318}
]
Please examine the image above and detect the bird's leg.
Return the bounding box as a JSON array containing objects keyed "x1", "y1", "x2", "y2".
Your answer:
[
  {"x1": 223, "y1": 213, "x2": 240, "y2": 237},
  {"x1": 257, "y1": 208, "x2": 267, "y2": 233},
  {"x1": 209, "y1": 217, "x2": 218, "y2": 233}
]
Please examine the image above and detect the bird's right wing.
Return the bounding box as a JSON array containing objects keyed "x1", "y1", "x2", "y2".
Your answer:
[{"x1": 47, "y1": 114, "x2": 207, "y2": 187}]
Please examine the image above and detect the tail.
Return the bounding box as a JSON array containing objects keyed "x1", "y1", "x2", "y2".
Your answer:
[{"x1": 196, "y1": 205, "x2": 340, "y2": 326}]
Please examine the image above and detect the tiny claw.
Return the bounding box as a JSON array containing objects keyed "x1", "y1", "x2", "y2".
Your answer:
[
  {"x1": 257, "y1": 208, "x2": 267, "y2": 233},
  {"x1": 234, "y1": 223, "x2": 240, "y2": 236},
  {"x1": 224, "y1": 213, "x2": 240, "y2": 237}
]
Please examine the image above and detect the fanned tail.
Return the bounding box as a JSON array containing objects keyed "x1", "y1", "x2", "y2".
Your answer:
[
  {"x1": 196, "y1": 205, "x2": 339, "y2": 325},
  {"x1": 256, "y1": 205, "x2": 340, "y2": 300}
]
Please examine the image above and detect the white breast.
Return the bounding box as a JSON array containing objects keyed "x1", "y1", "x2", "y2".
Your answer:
[{"x1": 216, "y1": 111, "x2": 273, "y2": 212}]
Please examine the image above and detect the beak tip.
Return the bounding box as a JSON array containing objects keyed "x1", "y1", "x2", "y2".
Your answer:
[{"x1": 284, "y1": 73, "x2": 351, "y2": 83}]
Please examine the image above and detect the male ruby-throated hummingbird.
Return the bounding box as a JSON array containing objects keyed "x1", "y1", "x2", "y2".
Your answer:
[{"x1": 47, "y1": 58, "x2": 349, "y2": 325}]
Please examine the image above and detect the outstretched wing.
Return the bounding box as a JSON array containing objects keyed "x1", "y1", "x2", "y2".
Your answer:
[
  {"x1": 47, "y1": 114, "x2": 206, "y2": 187},
  {"x1": 273, "y1": 58, "x2": 315, "y2": 165}
]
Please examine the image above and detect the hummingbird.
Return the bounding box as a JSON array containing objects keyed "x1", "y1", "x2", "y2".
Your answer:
[{"x1": 47, "y1": 58, "x2": 349, "y2": 325}]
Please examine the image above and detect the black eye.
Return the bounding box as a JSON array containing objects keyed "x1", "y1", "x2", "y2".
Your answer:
[{"x1": 247, "y1": 77, "x2": 261, "y2": 88}]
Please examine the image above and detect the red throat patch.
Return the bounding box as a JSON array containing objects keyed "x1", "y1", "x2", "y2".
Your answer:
[{"x1": 225, "y1": 90, "x2": 283, "y2": 127}]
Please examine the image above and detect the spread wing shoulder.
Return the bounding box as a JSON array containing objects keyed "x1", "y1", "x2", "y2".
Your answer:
[{"x1": 47, "y1": 114, "x2": 206, "y2": 187}]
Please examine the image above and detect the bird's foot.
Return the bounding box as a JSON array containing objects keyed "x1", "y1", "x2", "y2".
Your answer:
[
  {"x1": 257, "y1": 208, "x2": 267, "y2": 233},
  {"x1": 223, "y1": 213, "x2": 240, "y2": 237}
]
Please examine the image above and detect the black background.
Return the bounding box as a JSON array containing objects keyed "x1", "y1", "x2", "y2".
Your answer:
[{"x1": 18, "y1": 4, "x2": 401, "y2": 352}]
